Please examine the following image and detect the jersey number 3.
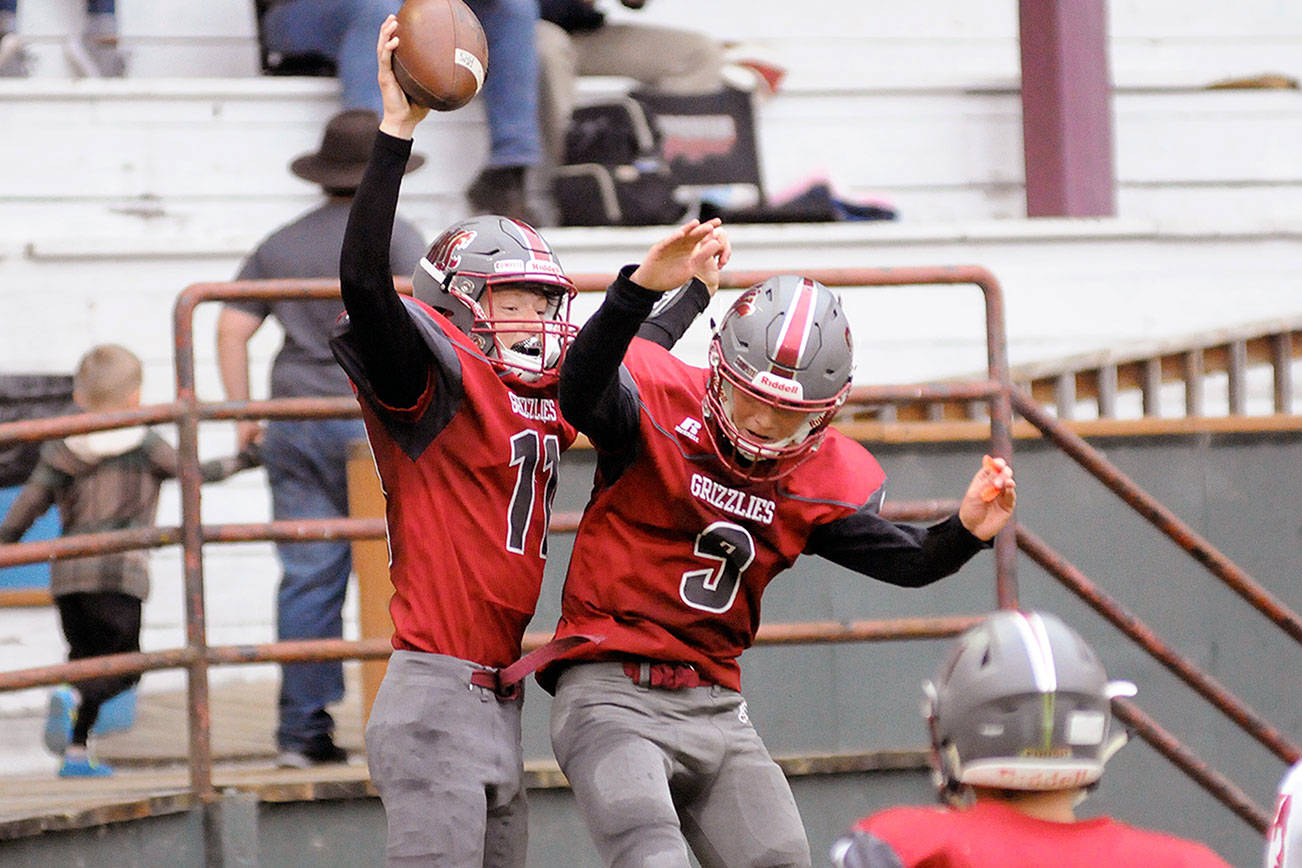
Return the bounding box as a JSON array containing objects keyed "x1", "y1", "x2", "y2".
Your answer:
[
  {"x1": 507, "y1": 430, "x2": 561, "y2": 558},
  {"x1": 679, "y1": 521, "x2": 755, "y2": 613}
]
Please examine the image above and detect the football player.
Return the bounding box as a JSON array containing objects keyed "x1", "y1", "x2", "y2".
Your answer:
[
  {"x1": 539, "y1": 233, "x2": 1016, "y2": 867},
  {"x1": 331, "y1": 17, "x2": 718, "y2": 866},
  {"x1": 1268, "y1": 759, "x2": 1302, "y2": 868},
  {"x1": 831, "y1": 610, "x2": 1232, "y2": 867}
]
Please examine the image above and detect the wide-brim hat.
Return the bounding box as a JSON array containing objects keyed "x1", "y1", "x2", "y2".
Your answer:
[{"x1": 290, "y1": 108, "x2": 425, "y2": 190}]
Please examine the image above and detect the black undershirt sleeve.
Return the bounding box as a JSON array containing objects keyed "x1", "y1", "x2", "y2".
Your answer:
[
  {"x1": 635, "y1": 278, "x2": 712, "y2": 349},
  {"x1": 558, "y1": 266, "x2": 663, "y2": 452},
  {"x1": 337, "y1": 130, "x2": 432, "y2": 409},
  {"x1": 806, "y1": 510, "x2": 989, "y2": 588}
]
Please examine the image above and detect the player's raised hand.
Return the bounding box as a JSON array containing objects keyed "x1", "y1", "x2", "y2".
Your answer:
[
  {"x1": 958, "y1": 454, "x2": 1016, "y2": 540},
  {"x1": 630, "y1": 219, "x2": 727, "y2": 293},
  {"x1": 692, "y1": 223, "x2": 730, "y2": 297},
  {"x1": 377, "y1": 16, "x2": 429, "y2": 139}
]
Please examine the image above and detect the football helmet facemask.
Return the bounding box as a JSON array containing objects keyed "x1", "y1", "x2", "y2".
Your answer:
[
  {"x1": 411, "y1": 215, "x2": 577, "y2": 380},
  {"x1": 703, "y1": 275, "x2": 853, "y2": 481}
]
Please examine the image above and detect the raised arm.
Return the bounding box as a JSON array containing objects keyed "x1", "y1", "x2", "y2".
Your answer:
[
  {"x1": 559, "y1": 220, "x2": 728, "y2": 449},
  {"x1": 336, "y1": 16, "x2": 433, "y2": 409},
  {"x1": 634, "y1": 277, "x2": 713, "y2": 349}
]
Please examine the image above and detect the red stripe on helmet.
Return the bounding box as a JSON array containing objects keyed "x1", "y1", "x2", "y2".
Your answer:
[
  {"x1": 506, "y1": 219, "x2": 554, "y2": 262},
  {"x1": 771, "y1": 278, "x2": 817, "y2": 370}
]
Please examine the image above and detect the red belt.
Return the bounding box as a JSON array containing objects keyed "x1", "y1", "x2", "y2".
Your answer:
[
  {"x1": 470, "y1": 634, "x2": 601, "y2": 701},
  {"x1": 622, "y1": 661, "x2": 709, "y2": 690}
]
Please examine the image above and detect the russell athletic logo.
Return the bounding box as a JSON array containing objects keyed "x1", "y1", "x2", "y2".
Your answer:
[{"x1": 675, "y1": 417, "x2": 703, "y2": 442}]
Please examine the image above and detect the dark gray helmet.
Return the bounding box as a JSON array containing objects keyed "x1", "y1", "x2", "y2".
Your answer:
[
  {"x1": 703, "y1": 275, "x2": 853, "y2": 479},
  {"x1": 927, "y1": 610, "x2": 1136, "y2": 797},
  {"x1": 411, "y1": 215, "x2": 577, "y2": 377}
]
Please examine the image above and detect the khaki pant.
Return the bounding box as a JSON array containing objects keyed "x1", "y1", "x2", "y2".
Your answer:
[{"x1": 536, "y1": 20, "x2": 725, "y2": 166}]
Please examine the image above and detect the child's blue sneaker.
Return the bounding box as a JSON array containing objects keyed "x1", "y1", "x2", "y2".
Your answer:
[
  {"x1": 58, "y1": 754, "x2": 113, "y2": 778},
  {"x1": 43, "y1": 686, "x2": 77, "y2": 755}
]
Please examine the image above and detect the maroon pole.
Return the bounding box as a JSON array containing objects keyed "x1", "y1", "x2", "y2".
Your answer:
[{"x1": 1019, "y1": 0, "x2": 1117, "y2": 216}]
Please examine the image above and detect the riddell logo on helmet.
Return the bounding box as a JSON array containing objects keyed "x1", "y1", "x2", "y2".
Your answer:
[
  {"x1": 493, "y1": 258, "x2": 565, "y2": 277},
  {"x1": 754, "y1": 371, "x2": 802, "y2": 399},
  {"x1": 527, "y1": 259, "x2": 565, "y2": 276},
  {"x1": 995, "y1": 767, "x2": 1093, "y2": 789}
]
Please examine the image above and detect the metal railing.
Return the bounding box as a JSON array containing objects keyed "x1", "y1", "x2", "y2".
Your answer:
[{"x1": 0, "y1": 267, "x2": 1293, "y2": 846}]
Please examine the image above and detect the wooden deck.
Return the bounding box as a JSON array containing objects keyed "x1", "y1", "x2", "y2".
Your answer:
[
  {"x1": 0, "y1": 674, "x2": 930, "y2": 842},
  {"x1": 0, "y1": 676, "x2": 373, "y2": 839}
]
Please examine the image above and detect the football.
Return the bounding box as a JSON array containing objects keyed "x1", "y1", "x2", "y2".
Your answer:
[{"x1": 391, "y1": 0, "x2": 489, "y2": 112}]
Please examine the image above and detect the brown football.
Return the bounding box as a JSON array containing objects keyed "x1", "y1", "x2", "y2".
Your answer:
[{"x1": 391, "y1": 0, "x2": 488, "y2": 112}]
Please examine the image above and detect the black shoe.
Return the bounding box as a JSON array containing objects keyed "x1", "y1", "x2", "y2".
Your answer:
[
  {"x1": 276, "y1": 734, "x2": 348, "y2": 768},
  {"x1": 466, "y1": 165, "x2": 538, "y2": 224}
]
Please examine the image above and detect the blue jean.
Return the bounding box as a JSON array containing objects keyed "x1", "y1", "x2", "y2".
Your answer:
[
  {"x1": 262, "y1": 0, "x2": 541, "y2": 168},
  {"x1": 467, "y1": 0, "x2": 542, "y2": 168},
  {"x1": 262, "y1": 417, "x2": 366, "y2": 751},
  {"x1": 261, "y1": 0, "x2": 402, "y2": 114}
]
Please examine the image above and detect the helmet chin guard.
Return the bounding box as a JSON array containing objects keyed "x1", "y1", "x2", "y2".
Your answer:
[
  {"x1": 474, "y1": 312, "x2": 575, "y2": 381},
  {"x1": 703, "y1": 275, "x2": 852, "y2": 481}
]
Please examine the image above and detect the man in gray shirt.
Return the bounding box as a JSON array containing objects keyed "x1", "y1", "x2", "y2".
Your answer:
[{"x1": 217, "y1": 108, "x2": 426, "y2": 767}]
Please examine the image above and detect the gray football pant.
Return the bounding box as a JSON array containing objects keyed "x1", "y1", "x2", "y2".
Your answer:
[
  {"x1": 366, "y1": 651, "x2": 527, "y2": 867},
  {"x1": 550, "y1": 663, "x2": 812, "y2": 868}
]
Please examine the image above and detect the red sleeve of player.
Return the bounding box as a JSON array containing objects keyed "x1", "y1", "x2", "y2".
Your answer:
[{"x1": 852, "y1": 807, "x2": 951, "y2": 866}]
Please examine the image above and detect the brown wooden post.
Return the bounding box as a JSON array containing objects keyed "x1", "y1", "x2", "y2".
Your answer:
[{"x1": 346, "y1": 438, "x2": 392, "y2": 723}]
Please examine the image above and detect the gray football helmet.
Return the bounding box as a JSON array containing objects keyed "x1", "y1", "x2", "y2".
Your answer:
[
  {"x1": 703, "y1": 275, "x2": 853, "y2": 480},
  {"x1": 411, "y1": 215, "x2": 577, "y2": 378},
  {"x1": 926, "y1": 610, "x2": 1136, "y2": 799}
]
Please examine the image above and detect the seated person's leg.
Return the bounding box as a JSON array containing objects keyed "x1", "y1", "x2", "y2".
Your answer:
[
  {"x1": 534, "y1": 18, "x2": 577, "y2": 169},
  {"x1": 574, "y1": 22, "x2": 724, "y2": 94},
  {"x1": 66, "y1": 0, "x2": 126, "y2": 77},
  {"x1": 465, "y1": 0, "x2": 543, "y2": 222},
  {"x1": 335, "y1": 0, "x2": 401, "y2": 112},
  {"x1": 260, "y1": 0, "x2": 350, "y2": 74}
]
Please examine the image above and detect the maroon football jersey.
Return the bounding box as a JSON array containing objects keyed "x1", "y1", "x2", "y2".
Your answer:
[
  {"x1": 550, "y1": 338, "x2": 886, "y2": 691},
  {"x1": 340, "y1": 299, "x2": 576, "y2": 668},
  {"x1": 848, "y1": 801, "x2": 1230, "y2": 867}
]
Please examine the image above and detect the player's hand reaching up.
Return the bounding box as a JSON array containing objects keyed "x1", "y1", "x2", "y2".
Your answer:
[
  {"x1": 958, "y1": 454, "x2": 1016, "y2": 540},
  {"x1": 630, "y1": 219, "x2": 731, "y2": 295},
  {"x1": 377, "y1": 15, "x2": 429, "y2": 139}
]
